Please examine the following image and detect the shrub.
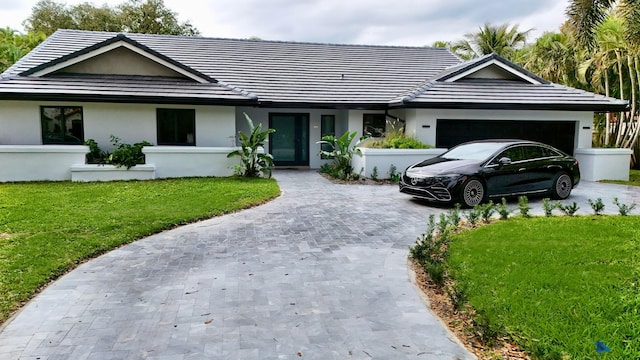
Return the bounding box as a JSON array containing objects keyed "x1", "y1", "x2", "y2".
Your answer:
[
  {"x1": 83, "y1": 136, "x2": 151, "y2": 169},
  {"x1": 496, "y1": 198, "x2": 511, "y2": 220},
  {"x1": 542, "y1": 198, "x2": 559, "y2": 217},
  {"x1": 588, "y1": 198, "x2": 605, "y2": 215},
  {"x1": 388, "y1": 164, "x2": 400, "y2": 183},
  {"x1": 227, "y1": 113, "x2": 275, "y2": 178},
  {"x1": 479, "y1": 201, "x2": 495, "y2": 223},
  {"x1": 518, "y1": 196, "x2": 531, "y2": 218},
  {"x1": 108, "y1": 135, "x2": 152, "y2": 170},
  {"x1": 613, "y1": 197, "x2": 637, "y2": 216},
  {"x1": 317, "y1": 131, "x2": 364, "y2": 180},
  {"x1": 559, "y1": 202, "x2": 580, "y2": 216},
  {"x1": 464, "y1": 206, "x2": 482, "y2": 227}
]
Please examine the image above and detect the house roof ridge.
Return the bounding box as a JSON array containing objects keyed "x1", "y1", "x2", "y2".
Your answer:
[
  {"x1": 51, "y1": 29, "x2": 455, "y2": 51},
  {"x1": 400, "y1": 80, "x2": 438, "y2": 103}
]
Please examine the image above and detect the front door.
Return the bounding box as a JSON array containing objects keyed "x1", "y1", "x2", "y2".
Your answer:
[{"x1": 269, "y1": 113, "x2": 309, "y2": 166}]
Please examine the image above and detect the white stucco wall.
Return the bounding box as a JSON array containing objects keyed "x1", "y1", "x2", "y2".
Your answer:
[
  {"x1": 403, "y1": 108, "x2": 594, "y2": 151},
  {"x1": 0, "y1": 145, "x2": 88, "y2": 182},
  {"x1": 0, "y1": 100, "x2": 236, "y2": 150}
]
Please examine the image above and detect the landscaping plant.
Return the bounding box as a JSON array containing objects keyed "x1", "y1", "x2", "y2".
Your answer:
[
  {"x1": 227, "y1": 113, "x2": 276, "y2": 178},
  {"x1": 559, "y1": 201, "x2": 580, "y2": 216},
  {"x1": 84, "y1": 135, "x2": 151, "y2": 169},
  {"x1": 517, "y1": 196, "x2": 531, "y2": 218},
  {"x1": 588, "y1": 198, "x2": 605, "y2": 215},
  {"x1": 613, "y1": 197, "x2": 637, "y2": 216},
  {"x1": 388, "y1": 164, "x2": 400, "y2": 183},
  {"x1": 496, "y1": 197, "x2": 511, "y2": 220},
  {"x1": 317, "y1": 130, "x2": 365, "y2": 180},
  {"x1": 479, "y1": 201, "x2": 496, "y2": 223},
  {"x1": 542, "y1": 198, "x2": 559, "y2": 217},
  {"x1": 464, "y1": 205, "x2": 482, "y2": 227}
]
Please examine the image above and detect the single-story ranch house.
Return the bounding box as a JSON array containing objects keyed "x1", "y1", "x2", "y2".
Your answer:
[{"x1": 0, "y1": 29, "x2": 631, "y2": 182}]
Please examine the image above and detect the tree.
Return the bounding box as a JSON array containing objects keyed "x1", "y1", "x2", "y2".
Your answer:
[
  {"x1": 566, "y1": 0, "x2": 640, "y2": 48},
  {"x1": 0, "y1": 27, "x2": 46, "y2": 72},
  {"x1": 23, "y1": 0, "x2": 199, "y2": 36},
  {"x1": 451, "y1": 23, "x2": 532, "y2": 60},
  {"x1": 118, "y1": 0, "x2": 199, "y2": 36}
]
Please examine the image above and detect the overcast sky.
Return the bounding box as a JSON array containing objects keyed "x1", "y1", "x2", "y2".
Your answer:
[{"x1": 1, "y1": 0, "x2": 571, "y2": 46}]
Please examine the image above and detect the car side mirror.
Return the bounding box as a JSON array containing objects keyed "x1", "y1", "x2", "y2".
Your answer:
[{"x1": 498, "y1": 157, "x2": 512, "y2": 166}]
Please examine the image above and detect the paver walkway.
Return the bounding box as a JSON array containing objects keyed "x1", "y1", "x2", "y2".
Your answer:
[{"x1": 0, "y1": 171, "x2": 638, "y2": 359}]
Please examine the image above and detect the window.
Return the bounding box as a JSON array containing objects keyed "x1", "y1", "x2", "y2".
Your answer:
[
  {"x1": 320, "y1": 115, "x2": 335, "y2": 159},
  {"x1": 157, "y1": 109, "x2": 195, "y2": 146},
  {"x1": 363, "y1": 113, "x2": 386, "y2": 137},
  {"x1": 41, "y1": 106, "x2": 84, "y2": 145}
]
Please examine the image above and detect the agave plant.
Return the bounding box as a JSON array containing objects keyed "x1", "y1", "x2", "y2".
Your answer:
[{"x1": 227, "y1": 113, "x2": 276, "y2": 178}]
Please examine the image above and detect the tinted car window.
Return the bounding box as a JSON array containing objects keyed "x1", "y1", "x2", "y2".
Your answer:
[
  {"x1": 521, "y1": 145, "x2": 545, "y2": 160},
  {"x1": 495, "y1": 146, "x2": 524, "y2": 163},
  {"x1": 541, "y1": 146, "x2": 562, "y2": 157}
]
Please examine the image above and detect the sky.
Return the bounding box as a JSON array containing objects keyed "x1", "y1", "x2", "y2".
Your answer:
[{"x1": 0, "y1": 0, "x2": 572, "y2": 46}]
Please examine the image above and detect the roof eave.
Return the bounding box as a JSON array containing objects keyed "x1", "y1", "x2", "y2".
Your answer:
[
  {"x1": 394, "y1": 101, "x2": 630, "y2": 112},
  {"x1": 0, "y1": 92, "x2": 258, "y2": 106}
]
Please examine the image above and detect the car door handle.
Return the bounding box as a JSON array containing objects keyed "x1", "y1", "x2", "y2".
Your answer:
[{"x1": 518, "y1": 168, "x2": 527, "y2": 172}]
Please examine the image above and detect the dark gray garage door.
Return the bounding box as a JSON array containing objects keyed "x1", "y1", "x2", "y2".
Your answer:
[{"x1": 436, "y1": 119, "x2": 576, "y2": 155}]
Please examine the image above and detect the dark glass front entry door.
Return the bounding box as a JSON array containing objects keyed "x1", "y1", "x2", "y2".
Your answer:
[{"x1": 269, "y1": 113, "x2": 309, "y2": 166}]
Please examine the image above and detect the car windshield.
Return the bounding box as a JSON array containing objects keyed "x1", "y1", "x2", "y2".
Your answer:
[{"x1": 442, "y1": 142, "x2": 507, "y2": 161}]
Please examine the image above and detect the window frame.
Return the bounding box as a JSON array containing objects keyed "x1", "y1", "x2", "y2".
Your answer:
[
  {"x1": 156, "y1": 108, "x2": 196, "y2": 146},
  {"x1": 363, "y1": 113, "x2": 386, "y2": 138},
  {"x1": 320, "y1": 114, "x2": 336, "y2": 159},
  {"x1": 40, "y1": 106, "x2": 84, "y2": 145}
]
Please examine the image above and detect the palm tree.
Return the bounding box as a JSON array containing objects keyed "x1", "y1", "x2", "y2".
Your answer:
[
  {"x1": 452, "y1": 23, "x2": 531, "y2": 60},
  {"x1": 521, "y1": 27, "x2": 581, "y2": 87},
  {"x1": 567, "y1": 0, "x2": 640, "y2": 48}
]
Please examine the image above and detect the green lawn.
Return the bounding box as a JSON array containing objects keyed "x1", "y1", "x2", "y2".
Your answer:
[
  {"x1": 0, "y1": 177, "x2": 280, "y2": 324},
  {"x1": 602, "y1": 169, "x2": 640, "y2": 186},
  {"x1": 447, "y1": 216, "x2": 640, "y2": 359}
]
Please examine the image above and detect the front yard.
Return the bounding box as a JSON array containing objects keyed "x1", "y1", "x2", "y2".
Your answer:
[
  {"x1": 435, "y1": 215, "x2": 640, "y2": 359},
  {"x1": 0, "y1": 177, "x2": 280, "y2": 324},
  {"x1": 603, "y1": 169, "x2": 640, "y2": 186}
]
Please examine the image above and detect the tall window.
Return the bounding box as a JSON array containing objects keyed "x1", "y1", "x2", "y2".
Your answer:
[
  {"x1": 41, "y1": 106, "x2": 84, "y2": 145},
  {"x1": 157, "y1": 108, "x2": 195, "y2": 146},
  {"x1": 363, "y1": 113, "x2": 386, "y2": 137},
  {"x1": 320, "y1": 114, "x2": 335, "y2": 159}
]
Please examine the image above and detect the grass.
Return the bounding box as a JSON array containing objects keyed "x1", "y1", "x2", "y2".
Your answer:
[
  {"x1": 0, "y1": 177, "x2": 280, "y2": 324},
  {"x1": 447, "y1": 216, "x2": 640, "y2": 359},
  {"x1": 602, "y1": 169, "x2": 640, "y2": 186}
]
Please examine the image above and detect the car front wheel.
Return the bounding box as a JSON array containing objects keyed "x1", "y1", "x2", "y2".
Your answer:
[
  {"x1": 551, "y1": 172, "x2": 573, "y2": 199},
  {"x1": 461, "y1": 177, "x2": 485, "y2": 207}
]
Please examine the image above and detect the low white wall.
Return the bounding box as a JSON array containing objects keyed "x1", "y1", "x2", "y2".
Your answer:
[
  {"x1": 71, "y1": 164, "x2": 156, "y2": 182},
  {"x1": 0, "y1": 145, "x2": 88, "y2": 182},
  {"x1": 143, "y1": 146, "x2": 239, "y2": 178},
  {"x1": 352, "y1": 148, "x2": 448, "y2": 179},
  {"x1": 574, "y1": 148, "x2": 632, "y2": 181}
]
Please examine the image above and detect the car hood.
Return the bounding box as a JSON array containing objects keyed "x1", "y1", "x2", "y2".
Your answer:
[{"x1": 407, "y1": 157, "x2": 481, "y2": 176}]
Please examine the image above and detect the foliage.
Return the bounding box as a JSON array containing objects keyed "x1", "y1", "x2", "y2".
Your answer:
[
  {"x1": 517, "y1": 196, "x2": 531, "y2": 218},
  {"x1": 388, "y1": 164, "x2": 400, "y2": 183},
  {"x1": 83, "y1": 136, "x2": 151, "y2": 169},
  {"x1": 542, "y1": 198, "x2": 560, "y2": 217},
  {"x1": 0, "y1": 27, "x2": 46, "y2": 72},
  {"x1": 495, "y1": 197, "x2": 511, "y2": 220},
  {"x1": 108, "y1": 135, "x2": 152, "y2": 169},
  {"x1": 0, "y1": 177, "x2": 280, "y2": 324},
  {"x1": 371, "y1": 166, "x2": 378, "y2": 181},
  {"x1": 317, "y1": 131, "x2": 364, "y2": 180},
  {"x1": 447, "y1": 203, "x2": 462, "y2": 227},
  {"x1": 464, "y1": 205, "x2": 482, "y2": 227},
  {"x1": 448, "y1": 216, "x2": 640, "y2": 358},
  {"x1": 479, "y1": 201, "x2": 495, "y2": 223},
  {"x1": 227, "y1": 113, "x2": 275, "y2": 178},
  {"x1": 23, "y1": 0, "x2": 199, "y2": 36},
  {"x1": 83, "y1": 138, "x2": 109, "y2": 165},
  {"x1": 409, "y1": 214, "x2": 450, "y2": 287},
  {"x1": 613, "y1": 197, "x2": 637, "y2": 215},
  {"x1": 359, "y1": 118, "x2": 432, "y2": 149},
  {"x1": 589, "y1": 197, "x2": 606, "y2": 215},
  {"x1": 449, "y1": 23, "x2": 531, "y2": 61},
  {"x1": 559, "y1": 201, "x2": 580, "y2": 216}
]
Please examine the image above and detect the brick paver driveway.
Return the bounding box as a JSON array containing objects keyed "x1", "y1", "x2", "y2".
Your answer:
[{"x1": 0, "y1": 170, "x2": 637, "y2": 359}]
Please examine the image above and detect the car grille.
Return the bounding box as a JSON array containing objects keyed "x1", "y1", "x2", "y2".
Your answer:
[{"x1": 399, "y1": 181, "x2": 452, "y2": 202}]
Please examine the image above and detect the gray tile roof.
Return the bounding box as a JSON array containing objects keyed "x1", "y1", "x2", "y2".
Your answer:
[{"x1": 0, "y1": 29, "x2": 629, "y2": 111}]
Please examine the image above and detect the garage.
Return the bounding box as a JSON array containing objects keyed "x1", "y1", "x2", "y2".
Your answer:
[{"x1": 435, "y1": 119, "x2": 576, "y2": 155}]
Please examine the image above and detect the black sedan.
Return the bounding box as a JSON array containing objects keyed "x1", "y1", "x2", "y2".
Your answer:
[{"x1": 399, "y1": 140, "x2": 580, "y2": 207}]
